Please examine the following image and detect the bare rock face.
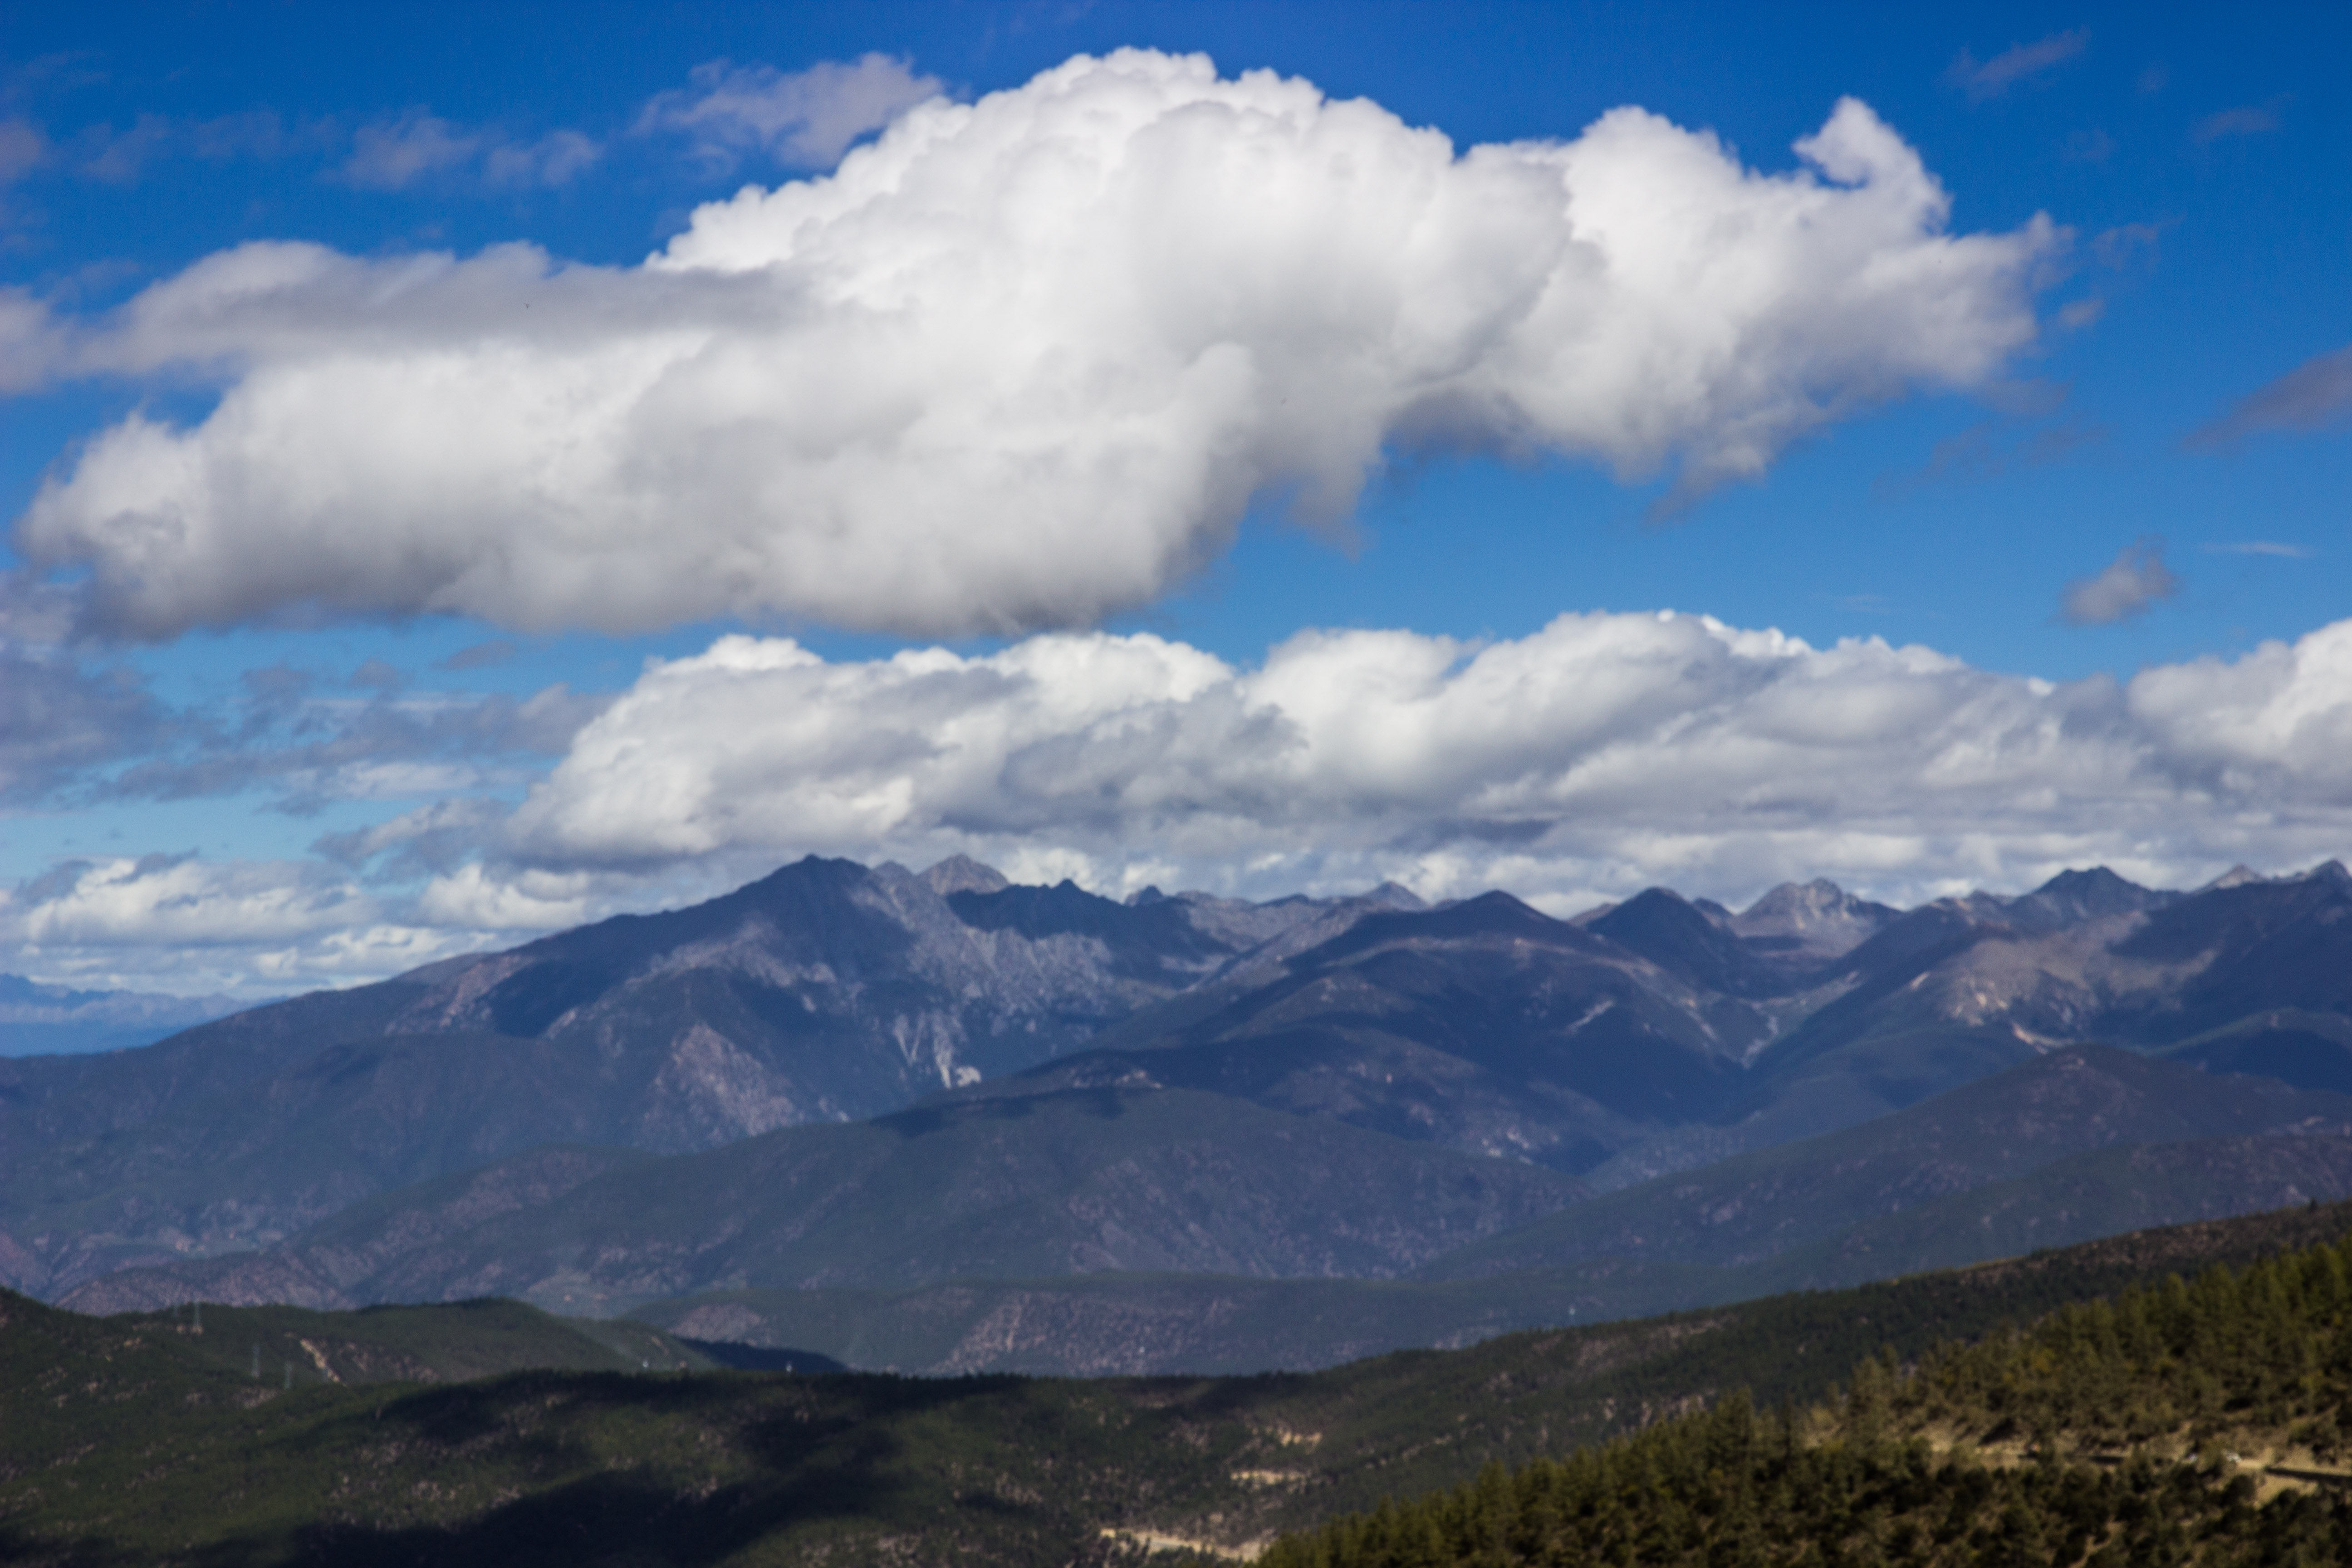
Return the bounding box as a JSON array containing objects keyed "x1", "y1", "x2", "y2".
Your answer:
[{"x1": 1730, "y1": 879, "x2": 1900, "y2": 962}]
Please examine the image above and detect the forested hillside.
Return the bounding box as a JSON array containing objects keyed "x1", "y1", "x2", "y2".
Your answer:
[{"x1": 1268, "y1": 1227, "x2": 2352, "y2": 1566}]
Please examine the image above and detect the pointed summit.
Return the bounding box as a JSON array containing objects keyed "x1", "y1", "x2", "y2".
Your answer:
[
  {"x1": 1729, "y1": 879, "x2": 1897, "y2": 961},
  {"x1": 2008, "y1": 867, "x2": 2174, "y2": 930},
  {"x1": 920, "y1": 854, "x2": 1011, "y2": 897},
  {"x1": 1737, "y1": 878, "x2": 1853, "y2": 926},
  {"x1": 1362, "y1": 881, "x2": 1429, "y2": 911}
]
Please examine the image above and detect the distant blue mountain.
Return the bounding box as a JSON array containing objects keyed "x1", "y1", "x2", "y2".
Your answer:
[{"x1": 0, "y1": 974, "x2": 257, "y2": 1057}]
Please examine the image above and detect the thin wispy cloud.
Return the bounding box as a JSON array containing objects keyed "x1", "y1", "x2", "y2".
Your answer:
[
  {"x1": 2202, "y1": 541, "x2": 2313, "y2": 559},
  {"x1": 636, "y1": 53, "x2": 941, "y2": 168},
  {"x1": 2193, "y1": 100, "x2": 2287, "y2": 143},
  {"x1": 338, "y1": 110, "x2": 478, "y2": 188},
  {"x1": 1947, "y1": 29, "x2": 2090, "y2": 101},
  {"x1": 0, "y1": 117, "x2": 46, "y2": 182},
  {"x1": 0, "y1": 648, "x2": 173, "y2": 807},
  {"x1": 436, "y1": 639, "x2": 519, "y2": 671},
  {"x1": 482, "y1": 129, "x2": 600, "y2": 187},
  {"x1": 2060, "y1": 539, "x2": 2180, "y2": 625},
  {"x1": 338, "y1": 110, "x2": 600, "y2": 190},
  {"x1": 2091, "y1": 220, "x2": 2166, "y2": 269},
  {"x1": 2188, "y1": 344, "x2": 2352, "y2": 447},
  {"x1": 2063, "y1": 127, "x2": 2114, "y2": 164},
  {"x1": 0, "y1": 108, "x2": 344, "y2": 192},
  {"x1": 1875, "y1": 416, "x2": 2103, "y2": 500}
]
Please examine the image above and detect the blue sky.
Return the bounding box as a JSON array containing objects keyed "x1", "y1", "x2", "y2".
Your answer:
[{"x1": 1, "y1": 1, "x2": 2347, "y2": 996}]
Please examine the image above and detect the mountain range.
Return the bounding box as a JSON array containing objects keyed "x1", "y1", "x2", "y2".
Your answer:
[
  {"x1": 0, "y1": 972, "x2": 252, "y2": 1058},
  {"x1": 12, "y1": 851, "x2": 2352, "y2": 1367},
  {"x1": 77, "y1": 1041, "x2": 2347, "y2": 1375}
]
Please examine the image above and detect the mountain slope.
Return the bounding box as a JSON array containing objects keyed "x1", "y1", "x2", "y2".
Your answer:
[
  {"x1": 1423, "y1": 1045, "x2": 2352, "y2": 1280},
  {"x1": 1750, "y1": 862, "x2": 2352, "y2": 1102},
  {"x1": 1267, "y1": 1223, "x2": 2352, "y2": 1568},
  {"x1": 61, "y1": 1085, "x2": 1583, "y2": 1316},
  {"x1": 621, "y1": 1129, "x2": 2352, "y2": 1377},
  {"x1": 947, "y1": 891, "x2": 1791, "y2": 1176},
  {"x1": 82, "y1": 1048, "x2": 2352, "y2": 1379},
  {"x1": 23, "y1": 855, "x2": 2352, "y2": 1314},
  {"x1": 0, "y1": 858, "x2": 1416, "y2": 1289}
]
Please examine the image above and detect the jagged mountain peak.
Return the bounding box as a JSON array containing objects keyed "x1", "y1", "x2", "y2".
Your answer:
[
  {"x1": 2003, "y1": 866, "x2": 2176, "y2": 931},
  {"x1": 1362, "y1": 880, "x2": 1430, "y2": 911},
  {"x1": 2185, "y1": 861, "x2": 2347, "y2": 897},
  {"x1": 2029, "y1": 865, "x2": 2149, "y2": 901},
  {"x1": 918, "y1": 853, "x2": 1010, "y2": 897},
  {"x1": 1738, "y1": 878, "x2": 1848, "y2": 920},
  {"x1": 1728, "y1": 878, "x2": 1896, "y2": 960}
]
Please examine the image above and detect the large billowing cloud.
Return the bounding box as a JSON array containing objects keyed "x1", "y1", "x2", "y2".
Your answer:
[
  {"x1": 20, "y1": 50, "x2": 2057, "y2": 640},
  {"x1": 496, "y1": 611, "x2": 2352, "y2": 911}
]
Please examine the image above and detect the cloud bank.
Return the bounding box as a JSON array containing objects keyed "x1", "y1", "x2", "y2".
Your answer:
[
  {"x1": 13, "y1": 609, "x2": 2352, "y2": 993},
  {"x1": 498, "y1": 612, "x2": 2352, "y2": 910},
  {"x1": 18, "y1": 50, "x2": 2058, "y2": 641}
]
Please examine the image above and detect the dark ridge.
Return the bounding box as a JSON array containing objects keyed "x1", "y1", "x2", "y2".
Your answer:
[
  {"x1": 673, "y1": 1338, "x2": 847, "y2": 1374},
  {"x1": 946, "y1": 879, "x2": 1228, "y2": 975},
  {"x1": 1298, "y1": 890, "x2": 1595, "y2": 967},
  {"x1": 2174, "y1": 1027, "x2": 2352, "y2": 1096},
  {"x1": 1588, "y1": 887, "x2": 1782, "y2": 997}
]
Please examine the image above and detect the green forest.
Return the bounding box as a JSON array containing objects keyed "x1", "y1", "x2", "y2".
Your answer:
[{"x1": 1266, "y1": 1233, "x2": 2352, "y2": 1567}]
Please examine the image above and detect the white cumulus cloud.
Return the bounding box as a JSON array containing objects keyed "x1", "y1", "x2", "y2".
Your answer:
[
  {"x1": 20, "y1": 50, "x2": 2059, "y2": 641},
  {"x1": 491, "y1": 610, "x2": 2352, "y2": 913}
]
